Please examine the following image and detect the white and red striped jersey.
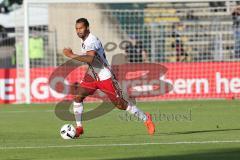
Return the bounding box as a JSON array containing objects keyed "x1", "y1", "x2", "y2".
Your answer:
[{"x1": 80, "y1": 33, "x2": 112, "y2": 81}]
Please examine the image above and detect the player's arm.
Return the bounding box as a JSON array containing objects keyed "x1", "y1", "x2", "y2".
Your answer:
[{"x1": 63, "y1": 48, "x2": 96, "y2": 63}]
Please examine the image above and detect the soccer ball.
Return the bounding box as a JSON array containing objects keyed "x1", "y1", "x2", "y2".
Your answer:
[{"x1": 60, "y1": 124, "x2": 76, "y2": 139}]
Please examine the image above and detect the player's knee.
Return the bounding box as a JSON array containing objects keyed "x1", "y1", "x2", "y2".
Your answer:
[
  {"x1": 114, "y1": 100, "x2": 128, "y2": 110},
  {"x1": 74, "y1": 95, "x2": 85, "y2": 103},
  {"x1": 115, "y1": 104, "x2": 127, "y2": 110},
  {"x1": 70, "y1": 82, "x2": 80, "y2": 95}
]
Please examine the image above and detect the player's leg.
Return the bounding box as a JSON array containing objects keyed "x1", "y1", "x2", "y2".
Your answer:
[
  {"x1": 73, "y1": 94, "x2": 85, "y2": 137},
  {"x1": 120, "y1": 98, "x2": 155, "y2": 135},
  {"x1": 70, "y1": 80, "x2": 97, "y2": 137},
  {"x1": 98, "y1": 78, "x2": 155, "y2": 135}
]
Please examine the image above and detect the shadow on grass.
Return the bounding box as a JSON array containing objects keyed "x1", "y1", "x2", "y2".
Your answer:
[
  {"x1": 84, "y1": 128, "x2": 240, "y2": 139},
  {"x1": 162, "y1": 128, "x2": 240, "y2": 135},
  {"x1": 111, "y1": 148, "x2": 240, "y2": 160}
]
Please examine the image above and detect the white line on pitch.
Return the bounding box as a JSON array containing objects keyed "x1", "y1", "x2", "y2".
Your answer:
[
  {"x1": 0, "y1": 110, "x2": 54, "y2": 113},
  {"x1": 0, "y1": 140, "x2": 240, "y2": 150}
]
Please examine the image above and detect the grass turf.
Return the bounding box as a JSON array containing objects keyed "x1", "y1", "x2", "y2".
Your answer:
[{"x1": 0, "y1": 100, "x2": 240, "y2": 160}]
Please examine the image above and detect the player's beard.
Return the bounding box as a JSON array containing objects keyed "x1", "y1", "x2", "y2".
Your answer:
[
  {"x1": 77, "y1": 33, "x2": 84, "y2": 38},
  {"x1": 78, "y1": 30, "x2": 90, "y2": 40}
]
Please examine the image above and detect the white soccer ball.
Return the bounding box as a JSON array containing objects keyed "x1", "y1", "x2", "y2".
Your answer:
[{"x1": 60, "y1": 124, "x2": 76, "y2": 139}]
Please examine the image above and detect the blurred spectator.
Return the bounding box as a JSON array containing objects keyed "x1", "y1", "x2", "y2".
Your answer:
[
  {"x1": 0, "y1": 4, "x2": 8, "y2": 13},
  {"x1": 186, "y1": 10, "x2": 198, "y2": 21},
  {"x1": 213, "y1": 34, "x2": 223, "y2": 61},
  {"x1": 0, "y1": 0, "x2": 22, "y2": 13},
  {"x1": 209, "y1": 2, "x2": 225, "y2": 8},
  {"x1": 0, "y1": 25, "x2": 7, "y2": 40},
  {"x1": 125, "y1": 35, "x2": 149, "y2": 63},
  {"x1": 232, "y1": 6, "x2": 240, "y2": 58},
  {"x1": 171, "y1": 23, "x2": 188, "y2": 62}
]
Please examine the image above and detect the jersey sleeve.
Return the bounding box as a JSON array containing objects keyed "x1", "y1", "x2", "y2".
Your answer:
[{"x1": 84, "y1": 38, "x2": 101, "y2": 52}]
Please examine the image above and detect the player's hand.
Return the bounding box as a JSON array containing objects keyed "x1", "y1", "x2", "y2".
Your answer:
[{"x1": 63, "y1": 48, "x2": 74, "y2": 58}]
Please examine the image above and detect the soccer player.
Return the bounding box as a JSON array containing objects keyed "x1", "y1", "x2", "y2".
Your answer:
[{"x1": 63, "y1": 18, "x2": 155, "y2": 137}]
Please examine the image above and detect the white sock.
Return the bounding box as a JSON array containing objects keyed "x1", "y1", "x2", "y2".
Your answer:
[
  {"x1": 73, "y1": 101, "x2": 83, "y2": 127},
  {"x1": 126, "y1": 104, "x2": 147, "y2": 122}
]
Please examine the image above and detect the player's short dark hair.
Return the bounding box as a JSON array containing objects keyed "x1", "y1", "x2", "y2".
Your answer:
[{"x1": 76, "y1": 18, "x2": 89, "y2": 27}]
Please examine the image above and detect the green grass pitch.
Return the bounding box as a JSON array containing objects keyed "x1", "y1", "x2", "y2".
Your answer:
[{"x1": 0, "y1": 100, "x2": 240, "y2": 160}]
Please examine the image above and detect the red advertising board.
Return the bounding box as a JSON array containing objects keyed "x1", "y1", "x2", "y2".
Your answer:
[{"x1": 0, "y1": 62, "x2": 240, "y2": 104}]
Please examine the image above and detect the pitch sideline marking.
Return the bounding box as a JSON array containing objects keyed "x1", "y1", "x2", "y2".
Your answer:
[{"x1": 0, "y1": 140, "x2": 240, "y2": 150}]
